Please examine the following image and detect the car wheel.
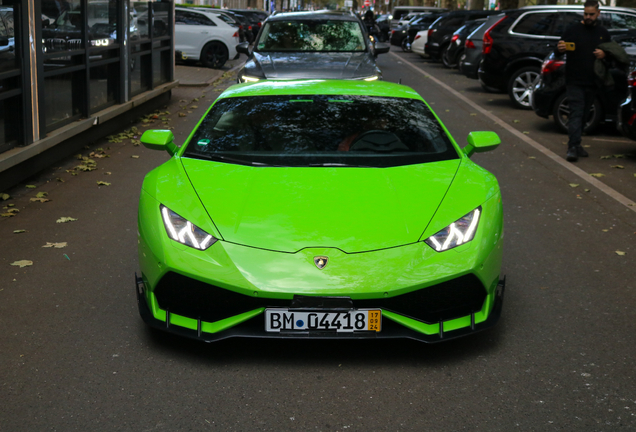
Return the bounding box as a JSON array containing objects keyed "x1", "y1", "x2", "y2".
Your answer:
[
  {"x1": 552, "y1": 92, "x2": 602, "y2": 134},
  {"x1": 442, "y1": 47, "x2": 461, "y2": 69},
  {"x1": 507, "y1": 66, "x2": 541, "y2": 110},
  {"x1": 401, "y1": 37, "x2": 411, "y2": 52},
  {"x1": 201, "y1": 42, "x2": 228, "y2": 69}
]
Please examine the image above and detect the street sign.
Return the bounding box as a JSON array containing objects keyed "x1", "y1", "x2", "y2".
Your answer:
[{"x1": 364, "y1": 0, "x2": 370, "y2": 6}]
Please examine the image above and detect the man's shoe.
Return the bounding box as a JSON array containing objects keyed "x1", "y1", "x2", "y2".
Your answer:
[
  {"x1": 576, "y1": 145, "x2": 589, "y2": 157},
  {"x1": 566, "y1": 147, "x2": 578, "y2": 162}
]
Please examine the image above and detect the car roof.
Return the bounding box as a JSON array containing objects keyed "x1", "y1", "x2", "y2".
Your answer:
[
  {"x1": 267, "y1": 10, "x2": 359, "y2": 22},
  {"x1": 220, "y1": 80, "x2": 422, "y2": 100},
  {"x1": 516, "y1": 5, "x2": 636, "y2": 13}
]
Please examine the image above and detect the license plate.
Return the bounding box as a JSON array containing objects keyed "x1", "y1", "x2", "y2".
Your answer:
[{"x1": 265, "y1": 309, "x2": 381, "y2": 333}]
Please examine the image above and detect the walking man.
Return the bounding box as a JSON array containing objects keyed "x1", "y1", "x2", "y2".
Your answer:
[{"x1": 557, "y1": 0, "x2": 609, "y2": 162}]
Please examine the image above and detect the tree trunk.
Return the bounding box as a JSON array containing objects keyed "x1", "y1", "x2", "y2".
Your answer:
[
  {"x1": 441, "y1": 0, "x2": 457, "y2": 11},
  {"x1": 616, "y1": 0, "x2": 636, "y2": 7},
  {"x1": 499, "y1": 0, "x2": 518, "y2": 10},
  {"x1": 468, "y1": 0, "x2": 485, "y2": 10},
  {"x1": 423, "y1": 0, "x2": 437, "y2": 6}
]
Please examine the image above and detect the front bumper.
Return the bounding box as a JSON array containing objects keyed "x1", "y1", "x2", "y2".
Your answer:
[{"x1": 136, "y1": 274, "x2": 505, "y2": 343}]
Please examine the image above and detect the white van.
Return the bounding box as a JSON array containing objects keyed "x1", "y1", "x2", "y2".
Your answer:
[{"x1": 391, "y1": 6, "x2": 446, "y2": 28}]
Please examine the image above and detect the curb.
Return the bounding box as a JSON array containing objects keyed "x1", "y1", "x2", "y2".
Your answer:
[{"x1": 178, "y1": 62, "x2": 245, "y2": 87}]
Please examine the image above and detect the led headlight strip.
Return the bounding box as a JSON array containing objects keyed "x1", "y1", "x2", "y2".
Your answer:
[
  {"x1": 160, "y1": 205, "x2": 217, "y2": 250},
  {"x1": 424, "y1": 207, "x2": 481, "y2": 252}
]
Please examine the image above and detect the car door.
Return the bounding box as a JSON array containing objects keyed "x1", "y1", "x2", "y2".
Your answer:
[{"x1": 175, "y1": 10, "x2": 217, "y2": 59}]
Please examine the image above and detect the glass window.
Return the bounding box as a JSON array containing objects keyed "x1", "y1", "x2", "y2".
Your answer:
[
  {"x1": 176, "y1": 10, "x2": 214, "y2": 26},
  {"x1": 0, "y1": 6, "x2": 16, "y2": 73},
  {"x1": 605, "y1": 13, "x2": 636, "y2": 31},
  {"x1": 184, "y1": 95, "x2": 457, "y2": 168},
  {"x1": 441, "y1": 16, "x2": 465, "y2": 28},
  {"x1": 554, "y1": 12, "x2": 581, "y2": 36},
  {"x1": 153, "y1": 2, "x2": 171, "y2": 37},
  {"x1": 513, "y1": 12, "x2": 558, "y2": 36},
  {"x1": 44, "y1": 71, "x2": 82, "y2": 128},
  {"x1": 257, "y1": 20, "x2": 366, "y2": 52},
  {"x1": 41, "y1": 0, "x2": 84, "y2": 54},
  {"x1": 87, "y1": 0, "x2": 117, "y2": 47},
  {"x1": 90, "y1": 62, "x2": 118, "y2": 111},
  {"x1": 131, "y1": 2, "x2": 149, "y2": 39}
]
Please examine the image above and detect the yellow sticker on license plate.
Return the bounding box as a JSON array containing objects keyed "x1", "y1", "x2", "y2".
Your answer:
[{"x1": 265, "y1": 309, "x2": 382, "y2": 332}]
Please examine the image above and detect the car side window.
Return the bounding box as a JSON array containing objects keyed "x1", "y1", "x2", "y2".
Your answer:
[
  {"x1": 443, "y1": 16, "x2": 465, "y2": 27},
  {"x1": 512, "y1": 12, "x2": 558, "y2": 36},
  {"x1": 554, "y1": 12, "x2": 582, "y2": 36},
  {"x1": 605, "y1": 13, "x2": 636, "y2": 31},
  {"x1": 175, "y1": 11, "x2": 215, "y2": 26}
]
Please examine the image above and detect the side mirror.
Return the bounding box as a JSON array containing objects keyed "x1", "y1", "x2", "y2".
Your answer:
[
  {"x1": 463, "y1": 131, "x2": 500, "y2": 158},
  {"x1": 374, "y1": 43, "x2": 390, "y2": 55},
  {"x1": 140, "y1": 130, "x2": 177, "y2": 156},
  {"x1": 236, "y1": 41, "x2": 251, "y2": 56}
]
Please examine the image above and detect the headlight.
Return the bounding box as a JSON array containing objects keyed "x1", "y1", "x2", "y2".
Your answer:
[
  {"x1": 160, "y1": 205, "x2": 217, "y2": 250},
  {"x1": 240, "y1": 75, "x2": 261, "y2": 83},
  {"x1": 424, "y1": 207, "x2": 481, "y2": 252},
  {"x1": 363, "y1": 76, "x2": 379, "y2": 81}
]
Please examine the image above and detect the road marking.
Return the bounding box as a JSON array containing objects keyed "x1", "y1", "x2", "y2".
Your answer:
[
  {"x1": 390, "y1": 52, "x2": 636, "y2": 214},
  {"x1": 591, "y1": 138, "x2": 632, "y2": 143}
]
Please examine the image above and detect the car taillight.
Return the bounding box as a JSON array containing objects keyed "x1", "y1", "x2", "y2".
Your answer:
[
  {"x1": 248, "y1": 26, "x2": 252, "y2": 30},
  {"x1": 257, "y1": 22, "x2": 262, "y2": 27},
  {"x1": 465, "y1": 40, "x2": 476, "y2": 49},
  {"x1": 482, "y1": 15, "x2": 507, "y2": 55},
  {"x1": 414, "y1": 34, "x2": 421, "y2": 41},
  {"x1": 451, "y1": 34, "x2": 459, "y2": 43},
  {"x1": 628, "y1": 70, "x2": 636, "y2": 87},
  {"x1": 233, "y1": 32, "x2": 238, "y2": 38},
  {"x1": 541, "y1": 58, "x2": 565, "y2": 75},
  {"x1": 391, "y1": 30, "x2": 396, "y2": 35},
  {"x1": 428, "y1": 28, "x2": 435, "y2": 38}
]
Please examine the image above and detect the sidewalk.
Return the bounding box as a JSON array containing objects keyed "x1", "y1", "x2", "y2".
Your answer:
[{"x1": 175, "y1": 57, "x2": 245, "y2": 86}]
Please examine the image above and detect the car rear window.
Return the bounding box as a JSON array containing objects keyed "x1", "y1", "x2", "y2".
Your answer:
[
  {"x1": 256, "y1": 20, "x2": 365, "y2": 52},
  {"x1": 184, "y1": 95, "x2": 458, "y2": 168},
  {"x1": 512, "y1": 12, "x2": 558, "y2": 36}
]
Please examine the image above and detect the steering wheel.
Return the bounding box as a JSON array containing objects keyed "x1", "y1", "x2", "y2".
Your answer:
[{"x1": 348, "y1": 130, "x2": 409, "y2": 152}]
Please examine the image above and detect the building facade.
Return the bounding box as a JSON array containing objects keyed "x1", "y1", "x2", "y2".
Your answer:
[{"x1": 0, "y1": 0, "x2": 176, "y2": 159}]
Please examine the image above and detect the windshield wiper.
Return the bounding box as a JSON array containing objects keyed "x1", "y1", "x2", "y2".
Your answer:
[
  {"x1": 308, "y1": 162, "x2": 374, "y2": 168},
  {"x1": 189, "y1": 154, "x2": 274, "y2": 167}
]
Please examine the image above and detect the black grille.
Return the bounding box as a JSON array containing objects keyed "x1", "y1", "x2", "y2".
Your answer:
[{"x1": 153, "y1": 272, "x2": 487, "y2": 324}]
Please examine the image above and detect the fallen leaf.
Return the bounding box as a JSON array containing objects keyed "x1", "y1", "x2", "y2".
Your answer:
[
  {"x1": 470, "y1": 113, "x2": 477, "y2": 116},
  {"x1": 0, "y1": 193, "x2": 9, "y2": 200},
  {"x1": 445, "y1": 109, "x2": 450, "y2": 112},
  {"x1": 96, "y1": 181, "x2": 111, "y2": 186},
  {"x1": 131, "y1": 155, "x2": 139, "y2": 159},
  {"x1": 11, "y1": 260, "x2": 33, "y2": 268},
  {"x1": 30, "y1": 198, "x2": 50, "y2": 203},
  {"x1": 42, "y1": 242, "x2": 67, "y2": 248},
  {"x1": 25, "y1": 185, "x2": 36, "y2": 189},
  {"x1": 513, "y1": 120, "x2": 520, "y2": 123},
  {"x1": 522, "y1": 131, "x2": 530, "y2": 134},
  {"x1": 611, "y1": 165, "x2": 624, "y2": 169},
  {"x1": 179, "y1": 113, "x2": 187, "y2": 117},
  {"x1": 36, "y1": 192, "x2": 48, "y2": 198},
  {"x1": 56, "y1": 217, "x2": 77, "y2": 223},
  {"x1": 13, "y1": 230, "x2": 26, "y2": 234},
  {"x1": 1, "y1": 213, "x2": 14, "y2": 217},
  {"x1": 600, "y1": 155, "x2": 611, "y2": 159},
  {"x1": 190, "y1": 105, "x2": 198, "y2": 109},
  {"x1": 6, "y1": 208, "x2": 19, "y2": 213},
  {"x1": 528, "y1": 156, "x2": 536, "y2": 159},
  {"x1": 613, "y1": 154, "x2": 625, "y2": 158},
  {"x1": 615, "y1": 251, "x2": 626, "y2": 256},
  {"x1": 569, "y1": 183, "x2": 579, "y2": 188},
  {"x1": 590, "y1": 173, "x2": 605, "y2": 177},
  {"x1": 583, "y1": 145, "x2": 591, "y2": 148},
  {"x1": 105, "y1": 172, "x2": 112, "y2": 175},
  {"x1": 584, "y1": 189, "x2": 590, "y2": 192},
  {"x1": 56, "y1": 178, "x2": 65, "y2": 182},
  {"x1": 602, "y1": 229, "x2": 609, "y2": 232}
]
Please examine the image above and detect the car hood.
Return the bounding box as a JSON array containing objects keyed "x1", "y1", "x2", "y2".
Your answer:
[
  {"x1": 246, "y1": 51, "x2": 380, "y2": 79},
  {"x1": 181, "y1": 158, "x2": 461, "y2": 253}
]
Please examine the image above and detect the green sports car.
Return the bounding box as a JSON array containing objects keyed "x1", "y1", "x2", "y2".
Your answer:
[{"x1": 136, "y1": 79, "x2": 505, "y2": 343}]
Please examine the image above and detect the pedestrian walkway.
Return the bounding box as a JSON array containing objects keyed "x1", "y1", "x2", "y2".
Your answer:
[{"x1": 175, "y1": 57, "x2": 245, "y2": 86}]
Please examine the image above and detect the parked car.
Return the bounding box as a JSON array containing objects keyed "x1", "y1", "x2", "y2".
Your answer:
[
  {"x1": 411, "y1": 30, "x2": 428, "y2": 58},
  {"x1": 390, "y1": 23, "x2": 410, "y2": 48},
  {"x1": 479, "y1": 5, "x2": 636, "y2": 110},
  {"x1": 175, "y1": 7, "x2": 240, "y2": 69},
  {"x1": 404, "y1": 13, "x2": 444, "y2": 52},
  {"x1": 391, "y1": 6, "x2": 446, "y2": 28},
  {"x1": 375, "y1": 14, "x2": 391, "y2": 42},
  {"x1": 236, "y1": 11, "x2": 389, "y2": 83},
  {"x1": 229, "y1": 9, "x2": 269, "y2": 42},
  {"x1": 426, "y1": 10, "x2": 499, "y2": 60},
  {"x1": 196, "y1": 8, "x2": 248, "y2": 43},
  {"x1": 459, "y1": 14, "x2": 504, "y2": 80},
  {"x1": 441, "y1": 18, "x2": 486, "y2": 69}
]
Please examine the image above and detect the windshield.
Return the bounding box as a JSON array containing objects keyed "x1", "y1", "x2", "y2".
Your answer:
[
  {"x1": 256, "y1": 20, "x2": 366, "y2": 52},
  {"x1": 184, "y1": 95, "x2": 458, "y2": 168}
]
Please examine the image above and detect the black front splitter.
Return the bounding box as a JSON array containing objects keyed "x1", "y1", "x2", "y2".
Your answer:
[{"x1": 136, "y1": 275, "x2": 505, "y2": 344}]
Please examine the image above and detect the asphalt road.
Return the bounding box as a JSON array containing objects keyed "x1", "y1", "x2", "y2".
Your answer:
[{"x1": 1, "y1": 55, "x2": 635, "y2": 431}]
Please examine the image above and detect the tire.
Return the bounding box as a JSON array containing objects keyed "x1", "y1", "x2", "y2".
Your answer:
[
  {"x1": 442, "y1": 47, "x2": 461, "y2": 69},
  {"x1": 401, "y1": 37, "x2": 411, "y2": 52},
  {"x1": 201, "y1": 42, "x2": 228, "y2": 69},
  {"x1": 552, "y1": 92, "x2": 602, "y2": 135},
  {"x1": 507, "y1": 66, "x2": 541, "y2": 110}
]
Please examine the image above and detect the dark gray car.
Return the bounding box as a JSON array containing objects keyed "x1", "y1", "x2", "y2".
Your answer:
[
  {"x1": 459, "y1": 13, "x2": 504, "y2": 80},
  {"x1": 236, "y1": 11, "x2": 389, "y2": 82}
]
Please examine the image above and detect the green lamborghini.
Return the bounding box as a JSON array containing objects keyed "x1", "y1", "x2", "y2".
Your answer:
[{"x1": 136, "y1": 79, "x2": 505, "y2": 343}]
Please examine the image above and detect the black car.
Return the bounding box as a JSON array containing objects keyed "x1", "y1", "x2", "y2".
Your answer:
[
  {"x1": 425, "y1": 10, "x2": 498, "y2": 60},
  {"x1": 404, "y1": 13, "x2": 443, "y2": 52},
  {"x1": 390, "y1": 13, "x2": 427, "y2": 48},
  {"x1": 458, "y1": 14, "x2": 505, "y2": 80},
  {"x1": 532, "y1": 52, "x2": 628, "y2": 134},
  {"x1": 375, "y1": 14, "x2": 391, "y2": 42},
  {"x1": 441, "y1": 19, "x2": 486, "y2": 69},
  {"x1": 229, "y1": 9, "x2": 269, "y2": 42},
  {"x1": 479, "y1": 5, "x2": 636, "y2": 109},
  {"x1": 236, "y1": 11, "x2": 389, "y2": 83}
]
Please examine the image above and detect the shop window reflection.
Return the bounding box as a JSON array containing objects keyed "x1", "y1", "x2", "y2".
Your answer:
[
  {"x1": 44, "y1": 72, "x2": 82, "y2": 129},
  {"x1": 0, "y1": 6, "x2": 16, "y2": 74},
  {"x1": 90, "y1": 63, "x2": 118, "y2": 112},
  {"x1": 41, "y1": 0, "x2": 83, "y2": 54}
]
